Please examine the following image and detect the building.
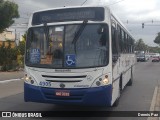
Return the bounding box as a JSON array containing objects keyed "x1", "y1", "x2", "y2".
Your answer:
[{"x1": 0, "y1": 30, "x2": 16, "y2": 48}]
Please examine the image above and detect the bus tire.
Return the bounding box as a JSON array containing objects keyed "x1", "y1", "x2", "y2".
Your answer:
[{"x1": 127, "y1": 67, "x2": 133, "y2": 86}]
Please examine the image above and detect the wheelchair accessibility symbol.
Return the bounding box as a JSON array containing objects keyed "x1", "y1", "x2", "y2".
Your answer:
[{"x1": 65, "y1": 54, "x2": 76, "y2": 66}]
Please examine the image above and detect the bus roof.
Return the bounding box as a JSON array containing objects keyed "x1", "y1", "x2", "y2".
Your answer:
[
  {"x1": 29, "y1": 5, "x2": 134, "y2": 40},
  {"x1": 32, "y1": 5, "x2": 108, "y2": 14}
]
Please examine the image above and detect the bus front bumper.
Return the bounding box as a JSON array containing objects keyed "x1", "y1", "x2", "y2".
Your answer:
[{"x1": 24, "y1": 83, "x2": 112, "y2": 106}]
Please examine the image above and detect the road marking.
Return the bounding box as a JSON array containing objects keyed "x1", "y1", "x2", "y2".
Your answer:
[
  {"x1": 147, "y1": 86, "x2": 158, "y2": 120},
  {"x1": 150, "y1": 86, "x2": 158, "y2": 111},
  {"x1": 0, "y1": 78, "x2": 22, "y2": 84}
]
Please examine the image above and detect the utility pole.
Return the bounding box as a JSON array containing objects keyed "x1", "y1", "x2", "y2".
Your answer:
[{"x1": 15, "y1": 29, "x2": 17, "y2": 46}]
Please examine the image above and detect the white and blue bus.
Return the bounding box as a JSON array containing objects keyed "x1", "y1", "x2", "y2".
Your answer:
[{"x1": 24, "y1": 5, "x2": 136, "y2": 106}]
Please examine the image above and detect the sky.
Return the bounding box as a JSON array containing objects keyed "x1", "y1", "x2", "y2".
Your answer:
[{"x1": 10, "y1": 0, "x2": 160, "y2": 46}]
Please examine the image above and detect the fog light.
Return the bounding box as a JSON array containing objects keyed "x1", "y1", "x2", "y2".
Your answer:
[
  {"x1": 99, "y1": 78, "x2": 102, "y2": 81},
  {"x1": 96, "y1": 81, "x2": 101, "y2": 86},
  {"x1": 30, "y1": 80, "x2": 34, "y2": 84}
]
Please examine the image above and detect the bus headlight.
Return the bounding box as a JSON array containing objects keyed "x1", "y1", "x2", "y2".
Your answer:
[
  {"x1": 24, "y1": 74, "x2": 37, "y2": 86},
  {"x1": 102, "y1": 78, "x2": 109, "y2": 85},
  {"x1": 91, "y1": 74, "x2": 110, "y2": 87},
  {"x1": 102, "y1": 75, "x2": 109, "y2": 85}
]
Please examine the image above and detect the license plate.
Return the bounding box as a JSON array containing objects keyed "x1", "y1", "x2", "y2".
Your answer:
[{"x1": 55, "y1": 91, "x2": 70, "y2": 96}]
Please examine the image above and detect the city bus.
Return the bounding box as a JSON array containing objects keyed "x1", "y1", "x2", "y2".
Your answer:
[{"x1": 24, "y1": 5, "x2": 136, "y2": 106}]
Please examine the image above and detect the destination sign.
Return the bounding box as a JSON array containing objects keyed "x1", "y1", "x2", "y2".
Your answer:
[{"x1": 32, "y1": 7, "x2": 104, "y2": 25}]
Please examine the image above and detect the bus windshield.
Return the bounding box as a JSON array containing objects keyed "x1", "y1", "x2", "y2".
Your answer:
[{"x1": 25, "y1": 24, "x2": 109, "y2": 68}]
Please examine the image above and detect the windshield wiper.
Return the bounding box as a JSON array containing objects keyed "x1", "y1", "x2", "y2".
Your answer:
[
  {"x1": 72, "y1": 20, "x2": 88, "y2": 44},
  {"x1": 72, "y1": 20, "x2": 88, "y2": 53}
]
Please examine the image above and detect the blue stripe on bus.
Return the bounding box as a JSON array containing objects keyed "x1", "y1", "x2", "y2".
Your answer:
[{"x1": 24, "y1": 83, "x2": 112, "y2": 106}]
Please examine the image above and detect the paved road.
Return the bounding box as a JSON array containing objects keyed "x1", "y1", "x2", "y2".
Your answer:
[{"x1": 0, "y1": 62, "x2": 160, "y2": 120}]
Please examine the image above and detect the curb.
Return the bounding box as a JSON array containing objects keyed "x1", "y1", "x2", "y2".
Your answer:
[{"x1": 0, "y1": 78, "x2": 22, "y2": 84}]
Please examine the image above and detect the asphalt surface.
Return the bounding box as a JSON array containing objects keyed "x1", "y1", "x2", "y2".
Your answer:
[{"x1": 0, "y1": 61, "x2": 160, "y2": 120}]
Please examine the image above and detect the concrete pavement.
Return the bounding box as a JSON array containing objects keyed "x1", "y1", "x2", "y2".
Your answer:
[{"x1": 0, "y1": 71, "x2": 24, "y2": 81}]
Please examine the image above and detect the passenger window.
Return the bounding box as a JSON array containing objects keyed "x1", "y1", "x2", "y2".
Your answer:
[{"x1": 112, "y1": 26, "x2": 119, "y2": 65}]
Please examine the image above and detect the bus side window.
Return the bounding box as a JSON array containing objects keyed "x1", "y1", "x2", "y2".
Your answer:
[
  {"x1": 117, "y1": 25, "x2": 121, "y2": 53},
  {"x1": 112, "y1": 26, "x2": 119, "y2": 65}
]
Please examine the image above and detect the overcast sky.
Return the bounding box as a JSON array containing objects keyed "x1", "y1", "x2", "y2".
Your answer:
[{"x1": 11, "y1": 0, "x2": 160, "y2": 46}]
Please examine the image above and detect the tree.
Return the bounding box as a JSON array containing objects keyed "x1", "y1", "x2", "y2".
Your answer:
[
  {"x1": 0, "y1": 42, "x2": 5, "y2": 66},
  {"x1": 135, "y1": 39, "x2": 148, "y2": 51},
  {"x1": 154, "y1": 32, "x2": 160, "y2": 46},
  {"x1": 148, "y1": 46, "x2": 160, "y2": 53},
  {"x1": 16, "y1": 32, "x2": 26, "y2": 67},
  {"x1": 17, "y1": 32, "x2": 26, "y2": 55},
  {"x1": 0, "y1": 40, "x2": 18, "y2": 71},
  {"x1": 0, "y1": 0, "x2": 19, "y2": 33}
]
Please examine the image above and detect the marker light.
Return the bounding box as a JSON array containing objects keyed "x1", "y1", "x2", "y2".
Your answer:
[{"x1": 105, "y1": 75, "x2": 108, "y2": 78}]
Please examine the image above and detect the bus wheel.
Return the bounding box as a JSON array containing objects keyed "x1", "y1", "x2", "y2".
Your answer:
[{"x1": 127, "y1": 68, "x2": 133, "y2": 86}]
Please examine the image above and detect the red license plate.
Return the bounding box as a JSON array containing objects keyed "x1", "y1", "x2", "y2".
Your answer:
[{"x1": 55, "y1": 91, "x2": 70, "y2": 96}]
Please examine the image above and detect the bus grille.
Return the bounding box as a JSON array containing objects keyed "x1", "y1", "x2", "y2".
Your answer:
[
  {"x1": 42, "y1": 75, "x2": 86, "y2": 83},
  {"x1": 42, "y1": 75, "x2": 87, "y2": 78},
  {"x1": 41, "y1": 87, "x2": 86, "y2": 101}
]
